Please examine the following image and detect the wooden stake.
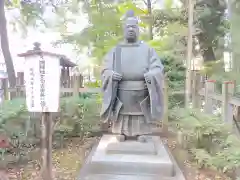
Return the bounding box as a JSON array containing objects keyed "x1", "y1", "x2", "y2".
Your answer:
[
  {"x1": 204, "y1": 80, "x2": 215, "y2": 114},
  {"x1": 222, "y1": 82, "x2": 233, "y2": 125},
  {"x1": 162, "y1": 78, "x2": 168, "y2": 133},
  {"x1": 73, "y1": 75, "x2": 80, "y2": 97},
  {"x1": 185, "y1": 0, "x2": 194, "y2": 107},
  {"x1": 192, "y1": 71, "x2": 201, "y2": 108},
  {"x1": 2, "y1": 79, "x2": 8, "y2": 100},
  {"x1": 41, "y1": 112, "x2": 53, "y2": 180}
]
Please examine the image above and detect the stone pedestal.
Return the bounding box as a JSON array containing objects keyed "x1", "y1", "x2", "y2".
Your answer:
[{"x1": 78, "y1": 135, "x2": 185, "y2": 180}]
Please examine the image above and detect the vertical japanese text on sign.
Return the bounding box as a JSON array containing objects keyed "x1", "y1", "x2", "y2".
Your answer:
[
  {"x1": 39, "y1": 56, "x2": 46, "y2": 110},
  {"x1": 30, "y1": 68, "x2": 35, "y2": 108}
]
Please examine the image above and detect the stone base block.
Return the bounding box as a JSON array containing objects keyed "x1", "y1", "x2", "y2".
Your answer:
[{"x1": 78, "y1": 135, "x2": 185, "y2": 180}]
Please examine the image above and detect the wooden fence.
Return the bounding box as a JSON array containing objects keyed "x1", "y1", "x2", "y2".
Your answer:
[
  {"x1": 1, "y1": 72, "x2": 86, "y2": 100},
  {"x1": 191, "y1": 71, "x2": 240, "y2": 134}
]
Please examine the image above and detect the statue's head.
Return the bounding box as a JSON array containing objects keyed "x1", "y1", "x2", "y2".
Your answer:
[{"x1": 123, "y1": 10, "x2": 139, "y2": 43}]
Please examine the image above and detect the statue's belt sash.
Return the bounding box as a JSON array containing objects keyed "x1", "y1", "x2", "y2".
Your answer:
[{"x1": 118, "y1": 80, "x2": 147, "y2": 90}]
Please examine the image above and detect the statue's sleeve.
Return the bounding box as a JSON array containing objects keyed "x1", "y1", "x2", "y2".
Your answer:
[
  {"x1": 145, "y1": 47, "x2": 164, "y2": 120},
  {"x1": 100, "y1": 48, "x2": 116, "y2": 122}
]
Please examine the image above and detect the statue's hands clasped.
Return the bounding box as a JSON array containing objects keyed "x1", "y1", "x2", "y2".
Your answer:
[
  {"x1": 144, "y1": 72, "x2": 151, "y2": 84},
  {"x1": 112, "y1": 71, "x2": 122, "y2": 81}
]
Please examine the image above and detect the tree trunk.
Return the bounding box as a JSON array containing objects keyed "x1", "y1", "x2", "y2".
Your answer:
[
  {"x1": 185, "y1": 0, "x2": 194, "y2": 107},
  {"x1": 202, "y1": 47, "x2": 216, "y2": 62},
  {"x1": 146, "y1": 0, "x2": 153, "y2": 40},
  {"x1": 197, "y1": 33, "x2": 216, "y2": 62},
  {"x1": 0, "y1": 1, "x2": 16, "y2": 87},
  {"x1": 229, "y1": 0, "x2": 240, "y2": 72}
]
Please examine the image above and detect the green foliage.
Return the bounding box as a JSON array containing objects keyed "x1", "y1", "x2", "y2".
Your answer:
[
  {"x1": 0, "y1": 98, "x2": 26, "y2": 124},
  {"x1": 162, "y1": 56, "x2": 185, "y2": 89},
  {"x1": 6, "y1": 0, "x2": 47, "y2": 36},
  {"x1": 53, "y1": 96, "x2": 100, "y2": 147},
  {"x1": 194, "y1": 0, "x2": 227, "y2": 61},
  {"x1": 0, "y1": 96, "x2": 100, "y2": 158},
  {"x1": 84, "y1": 80, "x2": 102, "y2": 104},
  {"x1": 154, "y1": 0, "x2": 227, "y2": 62},
  {"x1": 201, "y1": 60, "x2": 225, "y2": 77},
  {"x1": 0, "y1": 98, "x2": 29, "y2": 144},
  {"x1": 6, "y1": 0, "x2": 228, "y2": 65},
  {"x1": 0, "y1": 99, "x2": 35, "y2": 159},
  {"x1": 57, "y1": 96, "x2": 100, "y2": 133},
  {"x1": 161, "y1": 55, "x2": 185, "y2": 108},
  {"x1": 55, "y1": 1, "x2": 154, "y2": 65},
  {"x1": 84, "y1": 80, "x2": 101, "y2": 88},
  {"x1": 171, "y1": 108, "x2": 240, "y2": 173},
  {"x1": 231, "y1": 2, "x2": 240, "y2": 72},
  {"x1": 56, "y1": 1, "x2": 123, "y2": 64},
  {"x1": 148, "y1": 9, "x2": 186, "y2": 109}
]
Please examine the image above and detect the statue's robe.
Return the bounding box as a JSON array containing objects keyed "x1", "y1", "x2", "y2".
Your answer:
[{"x1": 100, "y1": 41, "x2": 164, "y2": 136}]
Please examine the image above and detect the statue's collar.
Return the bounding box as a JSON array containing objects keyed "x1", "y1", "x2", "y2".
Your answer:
[{"x1": 118, "y1": 40, "x2": 143, "y2": 47}]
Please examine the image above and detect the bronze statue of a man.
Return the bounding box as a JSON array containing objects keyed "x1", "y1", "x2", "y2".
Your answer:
[{"x1": 100, "y1": 10, "x2": 164, "y2": 142}]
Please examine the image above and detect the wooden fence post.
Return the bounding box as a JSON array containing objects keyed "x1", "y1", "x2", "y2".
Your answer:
[
  {"x1": 18, "y1": 72, "x2": 24, "y2": 97},
  {"x1": 231, "y1": 80, "x2": 240, "y2": 122},
  {"x1": 40, "y1": 112, "x2": 53, "y2": 180},
  {"x1": 80, "y1": 74, "x2": 83, "y2": 88},
  {"x1": 204, "y1": 80, "x2": 215, "y2": 114},
  {"x1": 2, "y1": 79, "x2": 8, "y2": 100},
  {"x1": 229, "y1": 80, "x2": 236, "y2": 95},
  {"x1": 162, "y1": 78, "x2": 168, "y2": 133},
  {"x1": 222, "y1": 81, "x2": 233, "y2": 125},
  {"x1": 73, "y1": 75, "x2": 80, "y2": 97},
  {"x1": 16, "y1": 72, "x2": 21, "y2": 98},
  {"x1": 66, "y1": 67, "x2": 71, "y2": 97},
  {"x1": 63, "y1": 67, "x2": 68, "y2": 97},
  {"x1": 200, "y1": 74, "x2": 206, "y2": 89},
  {"x1": 192, "y1": 71, "x2": 201, "y2": 108}
]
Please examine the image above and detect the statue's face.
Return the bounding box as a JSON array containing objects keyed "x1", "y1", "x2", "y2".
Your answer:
[{"x1": 124, "y1": 18, "x2": 139, "y2": 42}]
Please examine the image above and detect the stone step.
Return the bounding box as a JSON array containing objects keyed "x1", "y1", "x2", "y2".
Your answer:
[
  {"x1": 80, "y1": 174, "x2": 181, "y2": 180},
  {"x1": 88, "y1": 161, "x2": 173, "y2": 176}
]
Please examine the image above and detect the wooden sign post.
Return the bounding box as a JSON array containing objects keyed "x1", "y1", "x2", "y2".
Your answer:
[
  {"x1": 18, "y1": 42, "x2": 61, "y2": 180},
  {"x1": 0, "y1": 70, "x2": 7, "y2": 105},
  {"x1": 41, "y1": 111, "x2": 53, "y2": 180}
]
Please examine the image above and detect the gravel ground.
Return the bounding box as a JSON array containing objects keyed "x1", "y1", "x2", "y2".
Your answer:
[
  {"x1": 0, "y1": 134, "x2": 231, "y2": 180},
  {"x1": 1, "y1": 137, "x2": 97, "y2": 180}
]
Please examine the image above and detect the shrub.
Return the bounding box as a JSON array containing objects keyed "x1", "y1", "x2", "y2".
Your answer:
[
  {"x1": 162, "y1": 55, "x2": 185, "y2": 109},
  {"x1": 54, "y1": 96, "x2": 100, "y2": 147},
  {"x1": 0, "y1": 95, "x2": 100, "y2": 156},
  {"x1": 170, "y1": 108, "x2": 240, "y2": 174}
]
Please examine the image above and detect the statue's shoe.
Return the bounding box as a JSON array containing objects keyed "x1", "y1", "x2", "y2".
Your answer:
[{"x1": 115, "y1": 134, "x2": 126, "y2": 142}]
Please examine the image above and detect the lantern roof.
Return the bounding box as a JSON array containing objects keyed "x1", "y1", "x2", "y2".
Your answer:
[{"x1": 18, "y1": 42, "x2": 77, "y2": 67}]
